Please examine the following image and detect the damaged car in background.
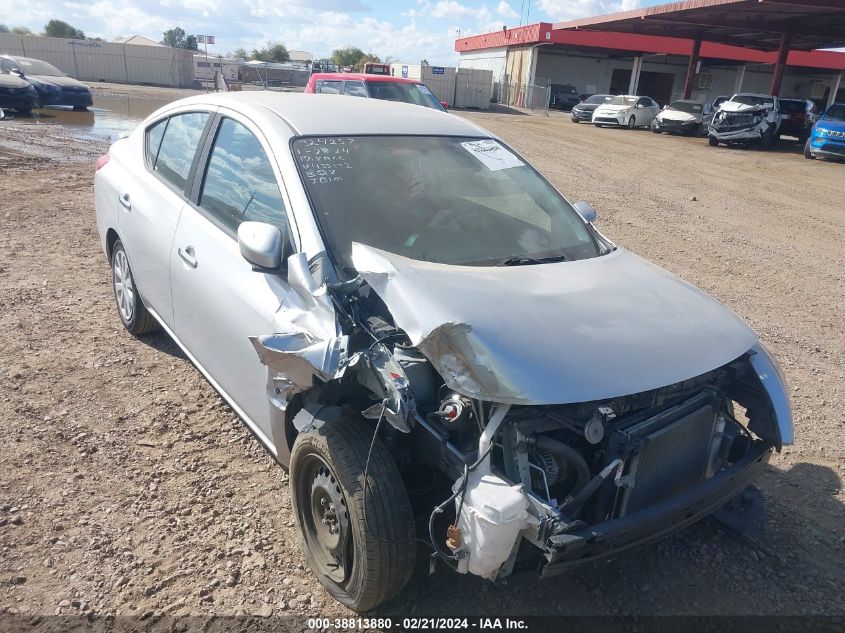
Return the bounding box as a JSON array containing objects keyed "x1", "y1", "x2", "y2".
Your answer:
[
  {"x1": 94, "y1": 92, "x2": 794, "y2": 612},
  {"x1": 708, "y1": 93, "x2": 781, "y2": 148}
]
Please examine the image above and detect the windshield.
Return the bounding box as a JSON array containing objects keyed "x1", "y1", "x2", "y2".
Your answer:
[
  {"x1": 779, "y1": 100, "x2": 805, "y2": 114},
  {"x1": 608, "y1": 96, "x2": 636, "y2": 106},
  {"x1": 731, "y1": 94, "x2": 773, "y2": 108},
  {"x1": 585, "y1": 94, "x2": 611, "y2": 104},
  {"x1": 293, "y1": 136, "x2": 602, "y2": 269},
  {"x1": 13, "y1": 57, "x2": 65, "y2": 77},
  {"x1": 668, "y1": 101, "x2": 703, "y2": 114},
  {"x1": 366, "y1": 81, "x2": 444, "y2": 111},
  {"x1": 823, "y1": 104, "x2": 845, "y2": 122}
]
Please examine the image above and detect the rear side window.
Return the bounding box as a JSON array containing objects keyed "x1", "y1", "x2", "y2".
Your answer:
[
  {"x1": 344, "y1": 81, "x2": 367, "y2": 97},
  {"x1": 145, "y1": 119, "x2": 167, "y2": 168},
  {"x1": 153, "y1": 112, "x2": 209, "y2": 191},
  {"x1": 199, "y1": 118, "x2": 286, "y2": 233},
  {"x1": 317, "y1": 80, "x2": 342, "y2": 94}
]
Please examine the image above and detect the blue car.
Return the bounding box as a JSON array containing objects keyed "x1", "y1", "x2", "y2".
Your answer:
[
  {"x1": 804, "y1": 103, "x2": 845, "y2": 160},
  {"x1": 0, "y1": 55, "x2": 93, "y2": 111}
]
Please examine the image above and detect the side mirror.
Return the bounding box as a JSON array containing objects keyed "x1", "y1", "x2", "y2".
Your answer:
[
  {"x1": 238, "y1": 221, "x2": 285, "y2": 272},
  {"x1": 10, "y1": 68, "x2": 23, "y2": 77},
  {"x1": 573, "y1": 200, "x2": 597, "y2": 224}
]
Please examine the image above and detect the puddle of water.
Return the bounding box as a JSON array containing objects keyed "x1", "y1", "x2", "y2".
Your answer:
[{"x1": 22, "y1": 94, "x2": 175, "y2": 141}]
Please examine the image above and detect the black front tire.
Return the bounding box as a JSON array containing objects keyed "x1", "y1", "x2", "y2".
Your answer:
[
  {"x1": 290, "y1": 417, "x2": 416, "y2": 612},
  {"x1": 804, "y1": 139, "x2": 815, "y2": 159},
  {"x1": 111, "y1": 240, "x2": 158, "y2": 335},
  {"x1": 708, "y1": 135, "x2": 719, "y2": 147}
]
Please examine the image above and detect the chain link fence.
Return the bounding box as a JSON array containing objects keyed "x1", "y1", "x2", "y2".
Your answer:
[{"x1": 496, "y1": 80, "x2": 551, "y2": 115}]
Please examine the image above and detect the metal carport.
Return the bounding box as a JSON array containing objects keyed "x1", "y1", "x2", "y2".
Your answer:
[{"x1": 554, "y1": 0, "x2": 845, "y2": 98}]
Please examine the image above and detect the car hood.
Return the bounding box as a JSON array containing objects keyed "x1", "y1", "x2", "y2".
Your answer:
[
  {"x1": 0, "y1": 74, "x2": 32, "y2": 89},
  {"x1": 30, "y1": 74, "x2": 88, "y2": 89},
  {"x1": 573, "y1": 102, "x2": 602, "y2": 112},
  {"x1": 351, "y1": 243, "x2": 758, "y2": 405},
  {"x1": 817, "y1": 119, "x2": 845, "y2": 133},
  {"x1": 657, "y1": 109, "x2": 700, "y2": 123},
  {"x1": 594, "y1": 104, "x2": 631, "y2": 115},
  {"x1": 718, "y1": 101, "x2": 770, "y2": 114}
]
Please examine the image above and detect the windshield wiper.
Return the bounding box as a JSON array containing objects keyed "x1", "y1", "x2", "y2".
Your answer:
[{"x1": 496, "y1": 254, "x2": 568, "y2": 267}]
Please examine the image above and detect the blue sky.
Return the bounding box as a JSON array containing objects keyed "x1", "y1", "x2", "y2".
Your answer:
[{"x1": 10, "y1": 0, "x2": 660, "y2": 65}]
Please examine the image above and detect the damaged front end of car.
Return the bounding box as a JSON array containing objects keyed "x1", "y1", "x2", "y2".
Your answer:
[
  {"x1": 709, "y1": 105, "x2": 777, "y2": 145},
  {"x1": 249, "y1": 242, "x2": 793, "y2": 585}
]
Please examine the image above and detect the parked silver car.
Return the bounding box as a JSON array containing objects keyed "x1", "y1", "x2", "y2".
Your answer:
[
  {"x1": 95, "y1": 93, "x2": 793, "y2": 612},
  {"x1": 651, "y1": 99, "x2": 714, "y2": 136}
]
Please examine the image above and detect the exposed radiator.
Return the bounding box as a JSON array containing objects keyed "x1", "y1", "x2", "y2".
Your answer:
[{"x1": 614, "y1": 392, "x2": 720, "y2": 517}]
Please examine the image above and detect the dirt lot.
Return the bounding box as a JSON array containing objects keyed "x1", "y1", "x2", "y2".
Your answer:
[{"x1": 1, "y1": 84, "x2": 844, "y2": 626}]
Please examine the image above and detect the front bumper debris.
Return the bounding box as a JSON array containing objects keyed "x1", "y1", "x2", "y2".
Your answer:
[{"x1": 539, "y1": 441, "x2": 772, "y2": 577}]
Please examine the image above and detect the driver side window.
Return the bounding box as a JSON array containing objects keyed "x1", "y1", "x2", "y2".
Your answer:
[{"x1": 199, "y1": 118, "x2": 288, "y2": 235}]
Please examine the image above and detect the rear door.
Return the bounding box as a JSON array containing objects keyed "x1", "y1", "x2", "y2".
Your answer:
[
  {"x1": 169, "y1": 112, "x2": 295, "y2": 448},
  {"x1": 118, "y1": 110, "x2": 212, "y2": 327}
]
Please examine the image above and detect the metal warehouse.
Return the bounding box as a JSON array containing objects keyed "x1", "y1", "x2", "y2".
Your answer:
[{"x1": 456, "y1": 0, "x2": 845, "y2": 109}]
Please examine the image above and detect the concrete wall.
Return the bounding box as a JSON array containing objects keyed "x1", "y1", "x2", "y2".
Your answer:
[{"x1": 0, "y1": 33, "x2": 194, "y2": 87}]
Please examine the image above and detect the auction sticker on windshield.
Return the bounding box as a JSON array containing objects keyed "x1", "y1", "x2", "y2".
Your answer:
[{"x1": 461, "y1": 139, "x2": 524, "y2": 171}]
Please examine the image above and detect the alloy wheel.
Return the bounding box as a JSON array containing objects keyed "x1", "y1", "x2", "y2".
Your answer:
[{"x1": 113, "y1": 249, "x2": 135, "y2": 322}]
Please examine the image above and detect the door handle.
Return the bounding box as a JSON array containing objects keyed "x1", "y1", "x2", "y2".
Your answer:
[
  {"x1": 177, "y1": 246, "x2": 198, "y2": 269},
  {"x1": 119, "y1": 192, "x2": 131, "y2": 210}
]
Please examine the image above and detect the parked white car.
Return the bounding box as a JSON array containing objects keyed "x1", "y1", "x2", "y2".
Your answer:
[
  {"x1": 651, "y1": 100, "x2": 714, "y2": 136},
  {"x1": 94, "y1": 92, "x2": 793, "y2": 612},
  {"x1": 592, "y1": 95, "x2": 661, "y2": 128},
  {"x1": 708, "y1": 93, "x2": 781, "y2": 148}
]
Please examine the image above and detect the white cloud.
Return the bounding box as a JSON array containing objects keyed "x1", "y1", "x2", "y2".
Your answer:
[
  {"x1": 496, "y1": 1, "x2": 518, "y2": 20},
  {"x1": 536, "y1": 0, "x2": 641, "y2": 22}
]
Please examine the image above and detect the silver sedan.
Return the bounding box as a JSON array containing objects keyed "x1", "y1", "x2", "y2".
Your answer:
[{"x1": 95, "y1": 93, "x2": 793, "y2": 612}]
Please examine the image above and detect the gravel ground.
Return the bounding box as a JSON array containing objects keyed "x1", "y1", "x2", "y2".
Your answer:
[{"x1": 1, "y1": 89, "x2": 843, "y2": 627}]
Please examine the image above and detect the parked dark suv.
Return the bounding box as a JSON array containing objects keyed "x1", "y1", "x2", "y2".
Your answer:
[
  {"x1": 549, "y1": 84, "x2": 580, "y2": 110},
  {"x1": 778, "y1": 98, "x2": 818, "y2": 142}
]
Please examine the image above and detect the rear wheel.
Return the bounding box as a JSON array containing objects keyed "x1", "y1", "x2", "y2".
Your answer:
[
  {"x1": 627, "y1": 115, "x2": 637, "y2": 129},
  {"x1": 594, "y1": 123, "x2": 603, "y2": 128},
  {"x1": 111, "y1": 240, "x2": 158, "y2": 335},
  {"x1": 804, "y1": 139, "x2": 815, "y2": 159},
  {"x1": 290, "y1": 417, "x2": 416, "y2": 612}
]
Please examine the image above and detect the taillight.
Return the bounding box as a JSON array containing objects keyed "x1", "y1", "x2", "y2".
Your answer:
[{"x1": 95, "y1": 154, "x2": 110, "y2": 171}]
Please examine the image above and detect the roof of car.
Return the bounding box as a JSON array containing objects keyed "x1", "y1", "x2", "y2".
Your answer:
[
  {"x1": 309, "y1": 73, "x2": 422, "y2": 84},
  {"x1": 170, "y1": 91, "x2": 489, "y2": 137}
]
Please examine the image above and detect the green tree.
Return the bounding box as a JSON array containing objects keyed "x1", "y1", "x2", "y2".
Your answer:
[
  {"x1": 161, "y1": 27, "x2": 198, "y2": 50},
  {"x1": 251, "y1": 41, "x2": 289, "y2": 63},
  {"x1": 44, "y1": 19, "x2": 85, "y2": 39},
  {"x1": 11, "y1": 26, "x2": 33, "y2": 35},
  {"x1": 232, "y1": 47, "x2": 249, "y2": 60},
  {"x1": 420, "y1": 58, "x2": 429, "y2": 66},
  {"x1": 331, "y1": 46, "x2": 365, "y2": 69}
]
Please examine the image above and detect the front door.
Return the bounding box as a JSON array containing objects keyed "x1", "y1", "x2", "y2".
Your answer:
[{"x1": 170, "y1": 114, "x2": 294, "y2": 451}]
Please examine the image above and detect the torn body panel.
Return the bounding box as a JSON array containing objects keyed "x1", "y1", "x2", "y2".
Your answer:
[{"x1": 351, "y1": 242, "x2": 759, "y2": 405}]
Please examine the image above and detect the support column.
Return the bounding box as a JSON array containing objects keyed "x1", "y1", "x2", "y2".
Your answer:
[
  {"x1": 734, "y1": 64, "x2": 746, "y2": 93},
  {"x1": 770, "y1": 30, "x2": 792, "y2": 96},
  {"x1": 829, "y1": 73, "x2": 842, "y2": 109},
  {"x1": 683, "y1": 35, "x2": 702, "y2": 99},
  {"x1": 628, "y1": 55, "x2": 642, "y2": 95}
]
